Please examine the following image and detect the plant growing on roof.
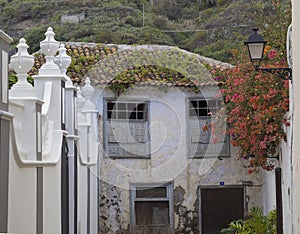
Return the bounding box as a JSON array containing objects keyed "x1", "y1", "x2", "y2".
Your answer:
[{"x1": 108, "y1": 65, "x2": 194, "y2": 96}]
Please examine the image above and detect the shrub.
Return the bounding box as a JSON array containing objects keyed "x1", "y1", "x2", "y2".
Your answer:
[
  {"x1": 221, "y1": 207, "x2": 277, "y2": 234},
  {"x1": 150, "y1": 16, "x2": 169, "y2": 30}
]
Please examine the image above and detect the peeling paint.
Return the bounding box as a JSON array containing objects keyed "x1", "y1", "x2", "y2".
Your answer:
[
  {"x1": 99, "y1": 182, "x2": 130, "y2": 234},
  {"x1": 174, "y1": 186, "x2": 199, "y2": 233}
]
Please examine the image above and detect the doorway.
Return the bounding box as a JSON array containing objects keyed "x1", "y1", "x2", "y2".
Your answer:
[{"x1": 199, "y1": 186, "x2": 245, "y2": 234}]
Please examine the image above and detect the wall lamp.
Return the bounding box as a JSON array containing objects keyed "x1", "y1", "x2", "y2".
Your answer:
[{"x1": 245, "y1": 28, "x2": 292, "y2": 81}]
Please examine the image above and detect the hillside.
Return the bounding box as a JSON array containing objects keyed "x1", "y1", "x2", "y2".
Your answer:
[{"x1": 0, "y1": 0, "x2": 291, "y2": 63}]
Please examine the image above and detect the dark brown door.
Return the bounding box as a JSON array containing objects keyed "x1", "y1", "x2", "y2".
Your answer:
[{"x1": 200, "y1": 187, "x2": 245, "y2": 234}]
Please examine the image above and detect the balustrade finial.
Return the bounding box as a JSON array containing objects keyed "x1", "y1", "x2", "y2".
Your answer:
[
  {"x1": 10, "y1": 38, "x2": 34, "y2": 90},
  {"x1": 54, "y1": 44, "x2": 72, "y2": 85},
  {"x1": 81, "y1": 77, "x2": 96, "y2": 111},
  {"x1": 39, "y1": 27, "x2": 60, "y2": 75},
  {"x1": 81, "y1": 78, "x2": 94, "y2": 100}
]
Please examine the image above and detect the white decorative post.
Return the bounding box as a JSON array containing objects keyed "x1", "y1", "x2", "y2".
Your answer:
[
  {"x1": 9, "y1": 38, "x2": 43, "y2": 234},
  {"x1": 39, "y1": 27, "x2": 60, "y2": 76},
  {"x1": 9, "y1": 37, "x2": 43, "y2": 161},
  {"x1": 34, "y1": 27, "x2": 65, "y2": 128},
  {"x1": 10, "y1": 38, "x2": 35, "y2": 96},
  {"x1": 33, "y1": 27, "x2": 67, "y2": 234},
  {"x1": 78, "y1": 77, "x2": 99, "y2": 234},
  {"x1": 80, "y1": 77, "x2": 98, "y2": 166}
]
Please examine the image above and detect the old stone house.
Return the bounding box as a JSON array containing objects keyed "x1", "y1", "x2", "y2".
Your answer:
[
  {"x1": 29, "y1": 40, "x2": 264, "y2": 233},
  {"x1": 66, "y1": 43, "x2": 263, "y2": 233}
]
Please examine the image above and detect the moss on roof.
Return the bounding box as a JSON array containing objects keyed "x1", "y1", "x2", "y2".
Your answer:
[{"x1": 15, "y1": 43, "x2": 232, "y2": 94}]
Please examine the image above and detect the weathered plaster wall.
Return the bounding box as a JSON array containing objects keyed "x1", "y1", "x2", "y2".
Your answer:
[
  {"x1": 96, "y1": 86, "x2": 262, "y2": 233},
  {"x1": 291, "y1": 1, "x2": 300, "y2": 232}
]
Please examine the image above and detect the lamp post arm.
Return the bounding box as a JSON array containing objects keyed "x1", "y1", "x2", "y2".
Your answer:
[{"x1": 256, "y1": 67, "x2": 292, "y2": 81}]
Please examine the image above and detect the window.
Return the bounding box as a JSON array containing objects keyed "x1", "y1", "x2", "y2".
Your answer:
[
  {"x1": 189, "y1": 99, "x2": 223, "y2": 117},
  {"x1": 130, "y1": 183, "x2": 174, "y2": 234},
  {"x1": 188, "y1": 97, "x2": 230, "y2": 158},
  {"x1": 104, "y1": 100, "x2": 150, "y2": 158},
  {"x1": 107, "y1": 101, "x2": 147, "y2": 120}
]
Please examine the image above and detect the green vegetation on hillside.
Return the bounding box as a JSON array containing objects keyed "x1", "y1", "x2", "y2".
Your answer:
[{"x1": 0, "y1": 0, "x2": 291, "y2": 63}]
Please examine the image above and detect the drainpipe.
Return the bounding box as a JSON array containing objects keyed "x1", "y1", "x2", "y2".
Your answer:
[{"x1": 276, "y1": 167, "x2": 283, "y2": 234}]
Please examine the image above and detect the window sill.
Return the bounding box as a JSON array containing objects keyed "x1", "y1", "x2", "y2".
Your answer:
[
  {"x1": 187, "y1": 155, "x2": 230, "y2": 159},
  {"x1": 106, "y1": 154, "x2": 151, "y2": 159}
]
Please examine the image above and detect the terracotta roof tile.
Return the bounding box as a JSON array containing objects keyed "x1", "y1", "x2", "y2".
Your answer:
[{"x1": 23, "y1": 42, "x2": 233, "y2": 89}]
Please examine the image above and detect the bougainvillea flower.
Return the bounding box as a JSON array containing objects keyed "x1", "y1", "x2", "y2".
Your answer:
[{"x1": 268, "y1": 49, "x2": 278, "y2": 59}]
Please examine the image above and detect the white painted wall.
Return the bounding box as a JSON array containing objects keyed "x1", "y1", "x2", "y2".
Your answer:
[
  {"x1": 6, "y1": 28, "x2": 101, "y2": 234},
  {"x1": 77, "y1": 158, "x2": 88, "y2": 234},
  {"x1": 8, "y1": 151, "x2": 37, "y2": 234},
  {"x1": 292, "y1": 1, "x2": 300, "y2": 233},
  {"x1": 262, "y1": 170, "x2": 276, "y2": 214},
  {"x1": 7, "y1": 31, "x2": 65, "y2": 233},
  {"x1": 281, "y1": 114, "x2": 294, "y2": 233},
  {"x1": 43, "y1": 164, "x2": 62, "y2": 234}
]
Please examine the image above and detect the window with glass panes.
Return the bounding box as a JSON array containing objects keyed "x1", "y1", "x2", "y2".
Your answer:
[
  {"x1": 188, "y1": 97, "x2": 230, "y2": 158},
  {"x1": 189, "y1": 99, "x2": 223, "y2": 117},
  {"x1": 104, "y1": 100, "x2": 150, "y2": 158},
  {"x1": 107, "y1": 101, "x2": 147, "y2": 120},
  {"x1": 130, "y1": 183, "x2": 174, "y2": 233}
]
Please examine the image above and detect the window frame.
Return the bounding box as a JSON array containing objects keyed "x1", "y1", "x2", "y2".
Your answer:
[
  {"x1": 130, "y1": 182, "x2": 174, "y2": 234},
  {"x1": 187, "y1": 96, "x2": 230, "y2": 158},
  {"x1": 103, "y1": 98, "x2": 151, "y2": 158}
]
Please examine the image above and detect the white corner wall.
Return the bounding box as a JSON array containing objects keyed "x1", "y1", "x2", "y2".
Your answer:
[
  {"x1": 292, "y1": 0, "x2": 300, "y2": 233},
  {"x1": 43, "y1": 164, "x2": 62, "y2": 234},
  {"x1": 262, "y1": 170, "x2": 276, "y2": 214},
  {"x1": 8, "y1": 145, "x2": 37, "y2": 234}
]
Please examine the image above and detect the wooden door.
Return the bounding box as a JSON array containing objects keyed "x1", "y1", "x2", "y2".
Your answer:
[{"x1": 200, "y1": 186, "x2": 245, "y2": 234}]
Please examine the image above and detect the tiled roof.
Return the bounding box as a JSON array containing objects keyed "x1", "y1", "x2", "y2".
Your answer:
[{"x1": 27, "y1": 42, "x2": 233, "y2": 88}]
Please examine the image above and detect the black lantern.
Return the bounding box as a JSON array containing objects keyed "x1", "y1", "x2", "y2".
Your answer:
[
  {"x1": 245, "y1": 28, "x2": 292, "y2": 80},
  {"x1": 245, "y1": 28, "x2": 266, "y2": 69}
]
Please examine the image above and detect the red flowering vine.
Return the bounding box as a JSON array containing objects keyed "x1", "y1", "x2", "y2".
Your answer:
[{"x1": 218, "y1": 49, "x2": 289, "y2": 172}]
